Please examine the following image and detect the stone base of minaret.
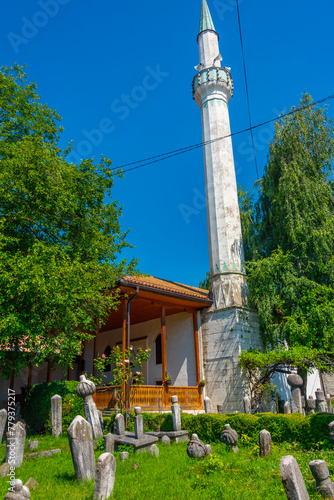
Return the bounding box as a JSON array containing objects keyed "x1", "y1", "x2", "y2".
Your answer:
[{"x1": 201, "y1": 306, "x2": 262, "y2": 413}]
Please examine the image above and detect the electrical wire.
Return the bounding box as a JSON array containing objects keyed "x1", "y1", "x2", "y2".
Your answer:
[
  {"x1": 236, "y1": 0, "x2": 259, "y2": 179},
  {"x1": 113, "y1": 93, "x2": 334, "y2": 174}
]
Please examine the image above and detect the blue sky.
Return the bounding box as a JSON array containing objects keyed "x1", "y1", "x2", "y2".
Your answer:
[{"x1": 2, "y1": 0, "x2": 334, "y2": 287}]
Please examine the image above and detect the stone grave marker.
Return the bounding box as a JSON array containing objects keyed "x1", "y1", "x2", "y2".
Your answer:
[
  {"x1": 280, "y1": 455, "x2": 309, "y2": 500},
  {"x1": 204, "y1": 396, "x2": 212, "y2": 413},
  {"x1": 243, "y1": 396, "x2": 251, "y2": 414},
  {"x1": 51, "y1": 394, "x2": 62, "y2": 437},
  {"x1": 24, "y1": 478, "x2": 39, "y2": 491},
  {"x1": 0, "y1": 462, "x2": 10, "y2": 478},
  {"x1": 259, "y1": 429, "x2": 271, "y2": 457},
  {"x1": 27, "y1": 440, "x2": 38, "y2": 451},
  {"x1": 287, "y1": 374, "x2": 303, "y2": 413},
  {"x1": 76, "y1": 375, "x2": 103, "y2": 439},
  {"x1": 161, "y1": 435, "x2": 170, "y2": 446},
  {"x1": 309, "y1": 459, "x2": 334, "y2": 499},
  {"x1": 327, "y1": 394, "x2": 333, "y2": 414},
  {"x1": 306, "y1": 396, "x2": 316, "y2": 415},
  {"x1": 6, "y1": 421, "x2": 26, "y2": 468},
  {"x1": 119, "y1": 451, "x2": 129, "y2": 461},
  {"x1": 171, "y1": 395, "x2": 182, "y2": 431},
  {"x1": 315, "y1": 389, "x2": 326, "y2": 413},
  {"x1": 221, "y1": 424, "x2": 239, "y2": 453},
  {"x1": 217, "y1": 405, "x2": 224, "y2": 414},
  {"x1": 104, "y1": 433, "x2": 114, "y2": 454},
  {"x1": 67, "y1": 415, "x2": 95, "y2": 482},
  {"x1": 0, "y1": 408, "x2": 7, "y2": 443},
  {"x1": 115, "y1": 413, "x2": 125, "y2": 436},
  {"x1": 5, "y1": 478, "x2": 30, "y2": 499},
  {"x1": 149, "y1": 444, "x2": 159, "y2": 457},
  {"x1": 284, "y1": 401, "x2": 291, "y2": 414},
  {"x1": 329, "y1": 421, "x2": 334, "y2": 443},
  {"x1": 134, "y1": 407, "x2": 143, "y2": 440},
  {"x1": 93, "y1": 452, "x2": 116, "y2": 500}
]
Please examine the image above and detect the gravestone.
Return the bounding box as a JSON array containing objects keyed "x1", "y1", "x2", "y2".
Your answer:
[
  {"x1": 243, "y1": 396, "x2": 251, "y2": 414},
  {"x1": 259, "y1": 429, "x2": 271, "y2": 458},
  {"x1": 316, "y1": 389, "x2": 326, "y2": 413},
  {"x1": 119, "y1": 452, "x2": 128, "y2": 461},
  {"x1": 329, "y1": 421, "x2": 334, "y2": 443},
  {"x1": 97, "y1": 409, "x2": 104, "y2": 431},
  {"x1": 6, "y1": 421, "x2": 26, "y2": 468},
  {"x1": 280, "y1": 455, "x2": 309, "y2": 500},
  {"x1": 24, "y1": 478, "x2": 39, "y2": 491},
  {"x1": 284, "y1": 402, "x2": 291, "y2": 414},
  {"x1": 306, "y1": 396, "x2": 316, "y2": 415},
  {"x1": 76, "y1": 375, "x2": 103, "y2": 439},
  {"x1": 134, "y1": 407, "x2": 143, "y2": 440},
  {"x1": 327, "y1": 395, "x2": 333, "y2": 414},
  {"x1": 205, "y1": 444, "x2": 212, "y2": 455},
  {"x1": 217, "y1": 405, "x2": 224, "y2": 414},
  {"x1": 300, "y1": 396, "x2": 306, "y2": 416},
  {"x1": 51, "y1": 394, "x2": 62, "y2": 437},
  {"x1": 0, "y1": 409, "x2": 7, "y2": 443},
  {"x1": 171, "y1": 395, "x2": 181, "y2": 431},
  {"x1": 149, "y1": 444, "x2": 159, "y2": 457},
  {"x1": 27, "y1": 441, "x2": 38, "y2": 451},
  {"x1": 67, "y1": 415, "x2": 95, "y2": 482},
  {"x1": 4, "y1": 478, "x2": 30, "y2": 499},
  {"x1": 93, "y1": 452, "x2": 116, "y2": 500},
  {"x1": 187, "y1": 434, "x2": 210, "y2": 458},
  {"x1": 104, "y1": 433, "x2": 114, "y2": 454},
  {"x1": 309, "y1": 459, "x2": 334, "y2": 499},
  {"x1": 115, "y1": 413, "x2": 125, "y2": 436},
  {"x1": 204, "y1": 396, "x2": 212, "y2": 413},
  {"x1": 287, "y1": 374, "x2": 303, "y2": 414},
  {"x1": 0, "y1": 462, "x2": 10, "y2": 478},
  {"x1": 161, "y1": 435, "x2": 170, "y2": 446},
  {"x1": 221, "y1": 424, "x2": 239, "y2": 453}
]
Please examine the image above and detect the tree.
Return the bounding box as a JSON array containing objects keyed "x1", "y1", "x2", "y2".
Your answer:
[
  {"x1": 0, "y1": 65, "x2": 137, "y2": 378},
  {"x1": 238, "y1": 94, "x2": 334, "y2": 401}
]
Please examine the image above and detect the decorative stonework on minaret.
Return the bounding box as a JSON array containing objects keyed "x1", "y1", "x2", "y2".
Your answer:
[
  {"x1": 193, "y1": 0, "x2": 247, "y2": 309},
  {"x1": 194, "y1": 0, "x2": 262, "y2": 413}
]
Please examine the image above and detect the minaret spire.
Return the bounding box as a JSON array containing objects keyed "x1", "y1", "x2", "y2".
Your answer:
[
  {"x1": 192, "y1": 1, "x2": 262, "y2": 413},
  {"x1": 199, "y1": 0, "x2": 216, "y2": 36}
]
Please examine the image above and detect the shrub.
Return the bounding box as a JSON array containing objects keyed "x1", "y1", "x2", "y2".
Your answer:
[{"x1": 23, "y1": 381, "x2": 84, "y2": 434}]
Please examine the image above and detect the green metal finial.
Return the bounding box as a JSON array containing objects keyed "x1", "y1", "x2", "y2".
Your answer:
[{"x1": 199, "y1": 0, "x2": 216, "y2": 35}]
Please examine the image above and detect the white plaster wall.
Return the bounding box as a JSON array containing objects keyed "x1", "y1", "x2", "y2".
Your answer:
[
  {"x1": 95, "y1": 312, "x2": 196, "y2": 387},
  {"x1": 201, "y1": 307, "x2": 262, "y2": 413},
  {"x1": 198, "y1": 31, "x2": 220, "y2": 69}
]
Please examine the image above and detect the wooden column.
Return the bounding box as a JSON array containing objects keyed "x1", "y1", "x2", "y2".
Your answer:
[
  {"x1": 122, "y1": 299, "x2": 128, "y2": 409},
  {"x1": 67, "y1": 366, "x2": 72, "y2": 381},
  {"x1": 93, "y1": 321, "x2": 100, "y2": 378},
  {"x1": 46, "y1": 361, "x2": 52, "y2": 383},
  {"x1": 161, "y1": 307, "x2": 167, "y2": 384},
  {"x1": 27, "y1": 364, "x2": 33, "y2": 389},
  {"x1": 79, "y1": 342, "x2": 85, "y2": 377},
  {"x1": 193, "y1": 311, "x2": 201, "y2": 386}
]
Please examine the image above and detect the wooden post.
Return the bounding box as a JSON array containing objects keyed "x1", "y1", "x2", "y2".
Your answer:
[
  {"x1": 27, "y1": 364, "x2": 33, "y2": 389},
  {"x1": 46, "y1": 361, "x2": 52, "y2": 383},
  {"x1": 67, "y1": 366, "x2": 72, "y2": 381},
  {"x1": 161, "y1": 307, "x2": 167, "y2": 406},
  {"x1": 122, "y1": 299, "x2": 128, "y2": 410},
  {"x1": 79, "y1": 342, "x2": 85, "y2": 377},
  {"x1": 93, "y1": 321, "x2": 100, "y2": 378},
  {"x1": 193, "y1": 312, "x2": 201, "y2": 386}
]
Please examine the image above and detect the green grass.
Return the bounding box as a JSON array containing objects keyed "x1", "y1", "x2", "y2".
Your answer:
[{"x1": 0, "y1": 435, "x2": 332, "y2": 499}]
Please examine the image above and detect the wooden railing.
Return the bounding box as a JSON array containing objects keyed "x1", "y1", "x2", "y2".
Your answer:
[{"x1": 93, "y1": 385, "x2": 202, "y2": 411}]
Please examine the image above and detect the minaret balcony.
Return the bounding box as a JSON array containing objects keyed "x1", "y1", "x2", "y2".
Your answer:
[{"x1": 192, "y1": 66, "x2": 233, "y2": 104}]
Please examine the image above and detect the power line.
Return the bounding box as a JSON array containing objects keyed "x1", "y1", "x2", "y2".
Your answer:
[
  {"x1": 113, "y1": 93, "x2": 334, "y2": 174},
  {"x1": 236, "y1": 0, "x2": 259, "y2": 179}
]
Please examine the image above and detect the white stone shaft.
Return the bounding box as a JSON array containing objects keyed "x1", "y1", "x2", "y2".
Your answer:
[{"x1": 51, "y1": 394, "x2": 62, "y2": 437}]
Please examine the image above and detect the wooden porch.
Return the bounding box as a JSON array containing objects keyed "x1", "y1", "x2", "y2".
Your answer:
[{"x1": 93, "y1": 384, "x2": 203, "y2": 411}]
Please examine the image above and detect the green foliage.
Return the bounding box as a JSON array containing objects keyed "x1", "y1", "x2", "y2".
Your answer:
[
  {"x1": 0, "y1": 65, "x2": 138, "y2": 377},
  {"x1": 23, "y1": 380, "x2": 84, "y2": 434},
  {"x1": 199, "y1": 271, "x2": 211, "y2": 290},
  {"x1": 237, "y1": 94, "x2": 334, "y2": 394},
  {"x1": 94, "y1": 345, "x2": 151, "y2": 411}
]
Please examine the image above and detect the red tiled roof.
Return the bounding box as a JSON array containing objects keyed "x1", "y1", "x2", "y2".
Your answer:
[{"x1": 118, "y1": 275, "x2": 211, "y2": 303}]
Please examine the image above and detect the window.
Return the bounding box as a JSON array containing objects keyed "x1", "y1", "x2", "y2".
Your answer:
[
  {"x1": 104, "y1": 345, "x2": 112, "y2": 372},
  {"x1": 155, "y1": 334, "x2": 162, "y2": 365}
]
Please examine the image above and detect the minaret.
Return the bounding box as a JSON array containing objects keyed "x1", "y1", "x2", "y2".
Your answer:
[{"x1": 193, "y1": 0, "x2": 262, "y2": 413}]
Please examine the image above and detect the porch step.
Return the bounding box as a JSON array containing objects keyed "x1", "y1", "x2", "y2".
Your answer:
[{"x1": 98, "y1": 408, "x2": 116, "y2": 418}]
